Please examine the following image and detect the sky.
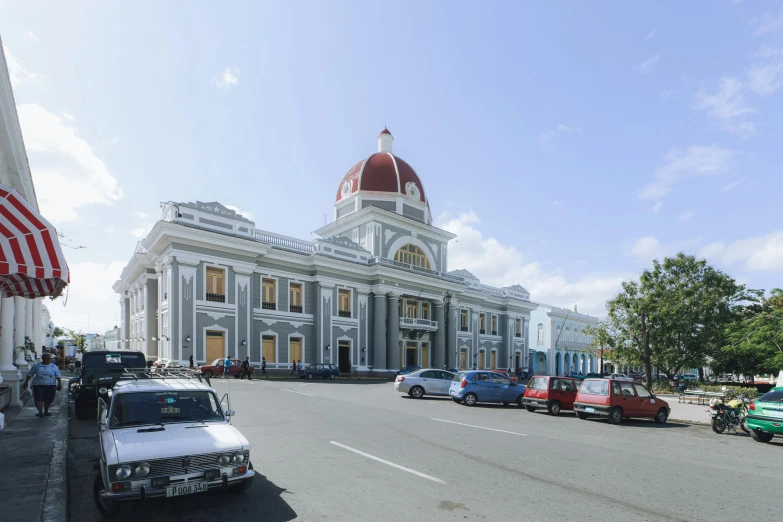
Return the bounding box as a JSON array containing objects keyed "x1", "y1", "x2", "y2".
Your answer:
[{"x1": 1, "y1": 1, "x2": 783, "y2": 332}]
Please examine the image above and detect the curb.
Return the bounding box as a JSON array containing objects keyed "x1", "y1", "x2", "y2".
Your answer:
[
  {"x1": 42, "y1": 391, "x2": 68, "y2": 522},
  {"x1": 669, "y1": 417, "x2": 709, "y2": 427}
]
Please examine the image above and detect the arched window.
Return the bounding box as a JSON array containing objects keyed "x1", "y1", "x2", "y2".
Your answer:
[
  {"x1": 394, "y1": 244, "x2": 430, "y2": 269},
  {"x1": 537, "y1": 324, "x2": 543, "y2": 344}
]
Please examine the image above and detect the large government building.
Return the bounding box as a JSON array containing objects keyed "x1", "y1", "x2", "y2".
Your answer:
[{"x1": 114, "y1": 129, "x2": 599, "y2": 375}]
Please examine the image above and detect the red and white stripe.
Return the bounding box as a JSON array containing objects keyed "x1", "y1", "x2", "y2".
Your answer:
[{"x1": 0, "y1": 184, "x2": 69, "y2": 298}]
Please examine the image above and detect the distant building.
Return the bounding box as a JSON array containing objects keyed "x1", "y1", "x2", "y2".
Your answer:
[
  {"x1": 528, "y1": 305, "x2": 600, "y2": 375},
  {"x1": 104, "y1": 327, "x2": 120, "y2": 351}
]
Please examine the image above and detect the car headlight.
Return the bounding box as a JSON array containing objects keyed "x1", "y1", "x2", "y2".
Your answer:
[
  {"x1": 134, "y1": 462, "x2": 151, "y2": 477},
  {"x1": 98, "y1": 387, "x2": 108, "y2": 395},
  {"x1": 233, "y1": 453, "x2": 245, "y2": 464},
  {"x1": 116, "y1": 465, "x2": 132, "y2": 480},
  {"x1": 217, "y1": 454, "x2": 232, "y2": 466}
]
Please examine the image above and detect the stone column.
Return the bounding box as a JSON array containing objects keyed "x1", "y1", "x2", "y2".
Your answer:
[
  {"x1": 24, "y1": 299, "x2": 34, "y2": 357},
  {"x1": 434, "y1": 303, "x2": 445, "y2": 369},
  {"x1": 0, "y1": 296, "x2": 22, "y2": 407},
  {"x1": 13, "y1": 296, "x2": 26, "y2": 366},
  {"x1": 372, "y1": 293, "x2": 386, "y2": 371},
  {"x1": 33, "y1": 299, "x2": 42, "y2": 353},
  {"x1": 386, "y1": 293, "x2": 400, "y2": 370}
]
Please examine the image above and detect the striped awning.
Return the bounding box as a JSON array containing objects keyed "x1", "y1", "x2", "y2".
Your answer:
[{"x1": 0, "y1": 184, "x2": 69, "y2": 298}]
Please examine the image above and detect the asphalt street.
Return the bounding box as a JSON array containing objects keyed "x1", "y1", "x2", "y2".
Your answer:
[{"x1": 69, "y1": 378, "x2": 783, "y2": 521}]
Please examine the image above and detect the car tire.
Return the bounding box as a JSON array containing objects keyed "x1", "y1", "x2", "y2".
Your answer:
[
  {"x1": 547, "y1": 402, "x2": 561, "y2": 416},
  {"x1": 711, "y1": 416, "x2": 726, "y2": 434},
  {"x1": 330, "y1": 374, "x2": 336, "y2": 380},
  {"x1": 409, "y1": 386, "x2": 425, "y2": 399},
  {"x1": 525, "y1": 406, "x2": 537, "y2": 412},
  {"x1": 654, "y1": 408, "x2": 668, "y2": 424},
  {"x1": 608, "y1": 407, "x2": 623, "y2": 424},
  {"x1": 463, "y1": 393, "x2": 478, "y2": 406},
  {"x1": 750, "y1": 429, "x2": 774, "y2": 443},
  {"x1": 74, "y1": 398, "x2": 93, "y2": 421},
  {"x1": 516, "y1": 396, "x2": 525, "y2": 408},
  {"x1": 307, "y1": 373, "x2": 313, "y2": 380},
  {"x1": 230, "y1": 462, "x2": 254, "y2": 494},
  {"x1": 203, "y1": 370, "x2": 213, "y2": 379},
  {"x1": 93, "y1": 473, "x2": 121, "y2": 519},
  {"x1": 576, "y1": 412, "x2": 588, "y2": 420},
  {"x1": 451, "y1": 398, "x2": 462, "y2": 404}
]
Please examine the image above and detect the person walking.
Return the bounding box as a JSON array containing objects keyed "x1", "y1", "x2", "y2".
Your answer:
[
  {"x1": 223, "y1": 355, "x2": 231, "y2": 379},
  {"x1": 189, "y1": 355, "x2": 194, "y2": 368},
  {"x1": 261, "y1": 357, "x2": 267, "y2": 376},
  {"x1": 240, "y1": 357, "x2": 251, "y2": 380},
  {"x1": 75, "y1": 350, "x2": 83, "y2": 373},
  {"x1": 22, "y1": 353, "x2": 62, "y2": 418}
]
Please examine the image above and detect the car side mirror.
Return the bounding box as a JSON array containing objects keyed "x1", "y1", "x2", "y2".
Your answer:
[
  {"x1": 651, "y1": 394, "x2": 656, "y2": 399},
  {"x1": 225, "y1": 410, "x2": 235, "y2": 417}
]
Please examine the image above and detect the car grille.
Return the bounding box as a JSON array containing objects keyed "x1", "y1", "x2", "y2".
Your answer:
[{"x1": 109, "y1": 450, "x2": 249, "y2": 482}]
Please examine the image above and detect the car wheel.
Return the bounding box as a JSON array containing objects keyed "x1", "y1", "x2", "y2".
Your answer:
[
  {"x1": 307, "y1": 373, "x2": 313, "y2": 380},
  {"x1": 516, "y1": 396, "x2": 525, "y2": 408},
  {"x1": 330, "y1": 374, "x2": 336, "y2": 380},
  {"x1": 608, "y1": 407, "x2": 623, "y2": 424},
  {"x1": 576, "y1": 412, "x2": 588, "y2": 420},
  {"x1": 711, "y1": 416, "x2": 726, "y2": 434},
  {"x1": 654, "y1": 408, "x2": 668, "y2": 424},
  {"x1": 409, "y1": 386, "x2": 425, "y2": 399},
  {"x1": 93, "y1": 473, "x2": 121, "y2": 519},
  {"x1": 451, "y1": 398, "x2": 462, "y2": 403},
  {"x1": 463, "y1": 393, "x2": 478, "y2": 406},
  {"x1": 547, "y1": 402, "x2": 561, "y2": 416},
  {"x1": 203, "y1": 370, "x2": 213, "y2": 379},
  {"x1": 525, "y1": 406, "x2": 537, "y2": 412},
  {"x1": 68, "y1": 380, "x2": 79, "y2": 394},
  {"x1": 230, "y1": 462, "x2": 254, "y2": 494},
  {"x1": 750, "y1": 429, "x2": 773, "y2": 443},
  {"x1": 74, "y1": 398, "x2": 93, "y2": 421}
]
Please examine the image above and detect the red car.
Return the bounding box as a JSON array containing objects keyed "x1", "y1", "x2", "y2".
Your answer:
[
  {"x1": 573, "y1": 378, "x2": 670, "y2": 424},
  {"x1": 199, "y1": 358, "x2": 253, "y2": 379},
  {"x1": 491, "y1": 369, "x2": 518, "y2": 383},
  {"x1": 522, "y1": 376, "x2": 579, "y2": 416}
]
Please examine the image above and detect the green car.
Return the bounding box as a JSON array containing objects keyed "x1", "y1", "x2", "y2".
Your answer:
[{"x1": 747, "y1": 386, "x2": 783, "y2": 443}]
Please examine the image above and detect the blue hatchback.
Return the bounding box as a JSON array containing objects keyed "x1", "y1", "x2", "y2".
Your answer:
[{"x1": 449, "y1": 371, "x2": 527, "y2": 407}]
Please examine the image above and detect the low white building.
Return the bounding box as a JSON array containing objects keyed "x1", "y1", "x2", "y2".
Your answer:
[
  {"x1": 528, "y1": 305, "x2": 600, "y2": 376},
  {"x1": 104, "y1": 327, "x2": 120, "y2": 351}
]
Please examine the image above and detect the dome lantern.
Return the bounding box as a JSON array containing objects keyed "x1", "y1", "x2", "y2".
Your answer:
[{"x1": 378, "y1": 128, "x2": 393, "y2": 153}]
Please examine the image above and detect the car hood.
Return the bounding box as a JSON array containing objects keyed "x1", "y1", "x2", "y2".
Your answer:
[{"x1": 109, "y1": 423, "x2": 249, "y2": 465}]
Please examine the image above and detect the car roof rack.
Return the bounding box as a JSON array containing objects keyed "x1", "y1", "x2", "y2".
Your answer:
[{"x1": 111, "y1": 367, "x2": 206, "y2": 383}]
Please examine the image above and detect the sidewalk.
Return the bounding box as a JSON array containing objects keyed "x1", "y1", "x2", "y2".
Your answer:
[
  {"x1": 0, "y1": 389, "x2": 68, "y2": 522},
  {"x1": 657, "y1": 394, "x2": 711, "y2": 425}
]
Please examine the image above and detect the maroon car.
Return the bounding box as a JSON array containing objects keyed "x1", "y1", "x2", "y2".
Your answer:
[{"x1": 199, "y1": 358, "x2": 253, "y2": 378}]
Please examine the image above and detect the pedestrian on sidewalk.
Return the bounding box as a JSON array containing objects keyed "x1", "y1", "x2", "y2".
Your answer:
[
  {"x1": 223, "y1": 355, "x2": 231, "y2": 379},
  {"x1": 240, "y1": 357, "x2": 251, "y2": 380},
  {"x1": 21, "y1": 353, "x2": 62, "y2": 418},
  {"x1": 75, "y1": 350, "x2": 83, "y2": 373},
  {"x1": 261, "y1": 357, "x2": 267, "y2": 376},
  {"x1": 189, "y1": 355, "x2": 194, "y2": 368}
]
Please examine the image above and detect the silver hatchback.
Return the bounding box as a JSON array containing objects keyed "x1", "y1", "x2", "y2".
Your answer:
[{"x1": 394, "y1": 369, "x2": 455, "y2": 398}]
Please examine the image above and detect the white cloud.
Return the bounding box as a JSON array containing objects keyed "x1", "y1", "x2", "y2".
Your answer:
[
  {"x1": 538, "y1": 124, "x2": 580, "y2": 151},
  {"x1": 752, "y1": 8, "x2": 783, "y2": 37},
  {"x1": 678, "y1": 210, "x2": 696, "y2": 221},
  {"x1": 747, "y1": 47, "x2": 783, "y2": 95},
  {"x1": 645, "y1": 29, "x2": 656, "y2": 41},
  {"x1": 135, "y1": 211, "x2": 149, "y2": 219},
  {"x1": 436, "y1": 212, "x2": 628, "y2": 316},
  {"x1": 2, "y1": 45, "x2": 43, "y2": 87},
  {"x1": 652, "y1": 201, "x2": 663, "y2": 214},
  {"x1": 61, "y1": 111, "x2": 76, "y2": 121},
  {"x1": 626, "y1": 236, "x2": 663, "y2": 260},
  {"x1": 226, "y1": 205, "x2": 255, "y2": 221},
  {"x1": 721, "y1": 179, "x2": 744, "y2": 192},
  {"x1": 17, "y1": 103, "x2": 123, "y2": 221},
  {"x1": 131, "y1": 224, "x2": 153, "y2": 238},
  {"x1": 27, "y1": 31, "x2": 39, "y2": 41},
  {"x1": 552, "y1": 200, "x2": 562, "y2": 207},
  {"x1": 638, "y1": 145, "x2": 733, "y2": 200},
  {"x1": 213, "y1": 66, "x2": 240, "y2": 89},
  {"x1": 634, "y1": 53, "x2": 661, "y2": 74},
  {"x1": 48, "y1": 260, "x2": 125, "y2": 333},
  {"x1": 696, "y1": 77, "x2": 756, "y2": 137},
  {"x1": 700, "y1": 231, "x2": 783, "y2": 272}
]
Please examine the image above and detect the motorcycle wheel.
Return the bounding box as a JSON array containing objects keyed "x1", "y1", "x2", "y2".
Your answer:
[
  {"x1": 711, "y1": 416, "x2": 726, "y2": 434},
  {"x1": 740, "y1": 416, "x2": 750, "y2": 434}
]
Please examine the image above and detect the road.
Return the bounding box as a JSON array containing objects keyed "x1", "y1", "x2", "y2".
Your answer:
[{"x1": 69, "y1": 377, "x2": 782, "y2": 521}]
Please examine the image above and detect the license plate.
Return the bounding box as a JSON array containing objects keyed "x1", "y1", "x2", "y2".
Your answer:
[
  {"x1": 768, "y1": 409, "x2": 783, "y2": 418},
  {"x1": 166, "y1": 482, "x2": 208, "y2": 497},
  {"x1": 585, "y1": 407, "x2": 595, "y2": 413}
]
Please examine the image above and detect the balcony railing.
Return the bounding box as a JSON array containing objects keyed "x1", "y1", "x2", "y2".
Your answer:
[
  {"x1": 400, "y1": 317, "x2": 438, "y2": 330},
  {"x1": 254, "y1": 229, "x2": 314, "y2": 254},
  {"x1": 262, "y1": 302, "x2": 276, "y2": 310},
  {"x1": 338, "y1": 310, "x2": 351, "y2": 318},
  {"x1": 480, "y1": 329, "x2": 486, "y2": 335},
  {"x1": 491, "y1": 330, "x2": 498, "y2": 336},
  {"x1": 460, "y1": 326, "x2": 468, "y2": 332},
  {"x1": 515, "y1": 333, "x2": 522, "y2": 338},
  {"x1": 289, "y1": 305, "x2": 303, "y2": 313},
  {"x1": 206, "y1": 293, "x2": 225, "y2": 303}
]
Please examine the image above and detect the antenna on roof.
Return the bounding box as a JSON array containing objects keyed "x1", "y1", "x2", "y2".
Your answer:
[{"x1": 384, "y1": 108, "x2": 387, "y2": 128}]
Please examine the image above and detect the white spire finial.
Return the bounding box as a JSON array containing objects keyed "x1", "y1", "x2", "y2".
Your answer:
[{"x1": 378, "y1": 128, "x2": 393, "y2": 153}]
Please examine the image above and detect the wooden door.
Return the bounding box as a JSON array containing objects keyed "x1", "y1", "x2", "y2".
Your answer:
[
  {"x1": 459, "y1": 350, "x2": 467, "y2": 370},
  {"x1": 421, "y1": 344, "x2": 429, "y2": 368},
  {"x1": 262, "y1": 336, "x2": 276, "y2": 363},
  {"x1": 479, "y1": 352, "x2": 485, "y2": 369},
  {"x1": 491, "y1": 351, "x2": 497, "y2": 370},
  {"x1": 206, "y1": 331, "x2": 224, "y2": 362},
  {"x1": 290, "y1": 338, "x2": 302, "y2": 364}
]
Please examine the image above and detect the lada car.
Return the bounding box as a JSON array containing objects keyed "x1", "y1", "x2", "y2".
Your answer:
[
  {"x1": 298, "y1": 363, "x2": 340, "y2": 380},
  {"x1": 199, "y1": 358, "x2": 253, "y2": 379},
  {"x1": 573, "y1": 378, "x2": 670, "y2": 424},
  {"x1": 71, "y1": 350, "x2": 147, "y2": 420},
  {"x1": 522, "y1": 376, "x2": 579, "y2": 416},
  {"x1": 93, "y1": 377, "x2": 255, "y2": 519}
]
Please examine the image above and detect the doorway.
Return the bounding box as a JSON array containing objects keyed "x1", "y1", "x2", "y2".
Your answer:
[
  {"x1": 515, "y1": 352, "x2": 521, "y2": 371},
  {"x1": 459, "y1": 349, "x2": 467, "y2": 370},
  {"x1": 338, "y1": 341, "x2": 351, "y2": 373},
  {"x1": 405, "y1": 342, "x2": 417, "y2": 366},
  {"x1": 206, "y1": 331, "x2": 224, "y2": 362},
  {"x1": 262, "y1": 335, "x2": 276, "y2": 363},
  {"x1": 421, "y1": 343, "x2": 429, "y2": 368},
  {"x1": 490, "y1": 351, "x2": 497, "y2": 370},
  {"x1": 479, "y1": 351, "x2": 485, "y2": 369},
  {"x1": 290, "y1": 338, "x2": 302, "y2": 366}
]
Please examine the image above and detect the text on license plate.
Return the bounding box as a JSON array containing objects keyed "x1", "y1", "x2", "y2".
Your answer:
[
  {"x1": 769, "y1": 409, "x2": 783, "y2": 418},
  {"x1": 585, "y1": 407, "x2": 595, "y2": 413},
  {"x1": 166, "y1": 482, "x2": 208, "y2": 497}
]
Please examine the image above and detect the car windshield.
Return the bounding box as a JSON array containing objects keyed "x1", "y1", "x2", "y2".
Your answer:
[
  {"x1": 453, "y1": 372, "x2": 466, "y2": 382},
  {"x1": 758, "y1": 390, "x2": 783, "y2": 402},
  {"x1": 84, "y1": 352, "x2": 146, "y2": 369},
  {"x1": 110, "y1": 390, "x2": 225, "y2": 428}
]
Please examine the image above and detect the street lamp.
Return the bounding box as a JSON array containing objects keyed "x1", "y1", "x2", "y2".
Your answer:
[{"x1": 443, "y1": 292, "x2": 451, "y2": 369}]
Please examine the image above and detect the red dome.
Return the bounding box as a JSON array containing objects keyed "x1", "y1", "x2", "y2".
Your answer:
[{"x1": 335, "y1": 152, "x2": 428, "y2": 206}]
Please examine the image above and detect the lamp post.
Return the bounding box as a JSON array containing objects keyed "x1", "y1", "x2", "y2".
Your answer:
[{"x1": 443, "y1": 292, "x2": 451, "y2": 369}]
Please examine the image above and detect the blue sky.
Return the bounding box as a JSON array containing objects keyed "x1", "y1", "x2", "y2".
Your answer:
[{"x1": 2, "y1": 1, "x2": 783, "y2": 331}]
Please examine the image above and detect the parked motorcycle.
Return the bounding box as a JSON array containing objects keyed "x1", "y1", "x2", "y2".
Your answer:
[{"x1": 709, "y1": 387, "x2": 750, "y2": 434}]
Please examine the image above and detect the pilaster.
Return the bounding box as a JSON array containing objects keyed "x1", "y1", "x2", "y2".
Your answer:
[
  {"x1": 434, "y1": 303, "x2": 445, "y2": 369},
  {"x1": 386, "y1": 293, "x2": 400, "y2": 370},
  {"x1": 13, "y1": 296, "x2": 26, "y2": 367},
  {"x1": 372, "y1": 293, "x2": 386, "y2": 370}
]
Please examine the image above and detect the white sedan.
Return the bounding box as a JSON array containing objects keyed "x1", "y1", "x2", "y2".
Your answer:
[{"x1": 394, "y1": 369, "x2": 455, "y2": 398}]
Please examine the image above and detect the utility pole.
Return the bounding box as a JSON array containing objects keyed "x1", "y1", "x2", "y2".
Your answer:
[{"x1": 553, "y1": 308, "x2": 571, "y2": 375}]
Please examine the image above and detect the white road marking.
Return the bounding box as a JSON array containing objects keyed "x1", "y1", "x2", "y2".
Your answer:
[
  {"x1": 298, "y1": 383, "x2": 311, "y2": 387},
  {"x1": 431, "y1": 418, "x2": 528, "y2": 437},
  {"x1": 281, "y1": 389, "x2": 314, "y2": 397},
  {"x1": 329, "y1": 441, "x2": 446, "y2": 484}
]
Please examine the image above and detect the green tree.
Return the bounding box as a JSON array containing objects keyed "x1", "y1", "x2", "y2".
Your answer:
[
  {"x1": 52, "y1": 326, "x2": 65, "y2": 338},
  {"x1": 584, "y1": 322, "x2": 617, "y2": 374}
]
